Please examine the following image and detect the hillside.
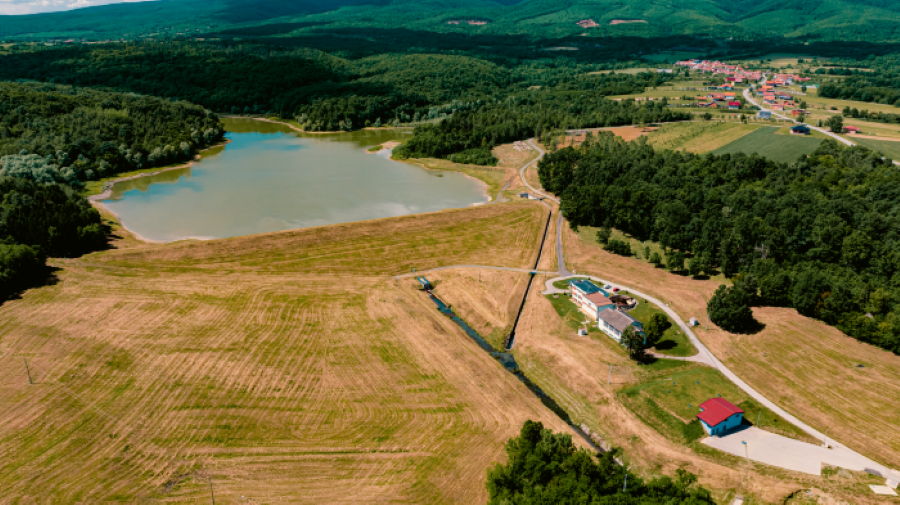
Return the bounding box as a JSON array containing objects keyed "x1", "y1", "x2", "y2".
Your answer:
[{"x1": 2, "y1": 0, "x2": 900, "y2": 42}]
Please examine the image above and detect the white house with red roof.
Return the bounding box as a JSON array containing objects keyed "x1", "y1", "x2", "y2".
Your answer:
[{"x1": 697, "y1": 398, "x2": 744, "y2": 436}]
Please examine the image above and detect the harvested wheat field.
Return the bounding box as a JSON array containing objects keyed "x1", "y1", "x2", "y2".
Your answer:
[
  {"x1": 0, "y1": 202, "x2": 570, "y2": 502},
  {"x1": 424, "y1": 269, "x2": 530, "y2": 350}
]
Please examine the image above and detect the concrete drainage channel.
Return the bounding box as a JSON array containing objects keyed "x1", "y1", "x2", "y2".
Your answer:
[
  {"x1": 503, "y1": 202, "x2": 554, "y2": 350},
  {"x1": 418, "y1": 281, "x2": 606, "y2": 453}
]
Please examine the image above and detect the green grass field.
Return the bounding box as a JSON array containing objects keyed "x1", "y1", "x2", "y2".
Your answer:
[
  {"x1": 646, "y1": 122, "x2": 766, "y2": 153},
  {"x1": 619, "y1": 368, "x2": 817, "y2": 445},
  {"x1": 845, "y1": 136, "x2": 900, "y2": 160},
  {"x1": 624, "y1": 296, "x2": 696, "y2": 357},
  {"x1": 712, "y1": 127, "x2": 824, "y2": 163}
]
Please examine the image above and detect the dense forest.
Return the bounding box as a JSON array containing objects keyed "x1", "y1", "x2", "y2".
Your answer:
[
  {"x1": 394, "y1": 95, "x2": 688, "y2": 165},
  {"x1": 486, "y1": 420, "x2": 715, "y2": 504},
  {"x1": 539, "y1": 135, "x2": 900, "y2": 353},
  {"x1": 0, "y1": 82, "x2": 223, "y2": 185},
  {"x1": 817, "y1": 55, "x2": 900, "y2": 106},
  {"x1": 0, "y1": 43, "x2": 672, "y2": 133}
]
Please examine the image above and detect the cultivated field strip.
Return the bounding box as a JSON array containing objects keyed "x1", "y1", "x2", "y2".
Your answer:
[{"x1": 0, "y1": 203, "x2": 565, "y2": 502}]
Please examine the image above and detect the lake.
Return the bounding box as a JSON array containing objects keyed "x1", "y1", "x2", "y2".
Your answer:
[{"x1": 101, "y1": 118, "x2": 489, "y2": 242}]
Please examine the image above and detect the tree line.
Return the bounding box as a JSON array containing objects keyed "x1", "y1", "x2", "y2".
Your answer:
[
  {"x1": 0, "y1": 176, "x2": 106, "y2": 301},
  {"x1": 394, "y1": 96, "x2": 689, "y2": 166},
  {"x1": 487, "y1": 420, "x2": 715, "y2": 504},
  {"x1": 0, "y1": 82, "x2": 223, "y2": 186},
  {"x1": 0, "y1": 42, "x2": 671, "y2": 134},
  {"x1": 539, "y1": 134, "x2": 900, "y2": 353}
]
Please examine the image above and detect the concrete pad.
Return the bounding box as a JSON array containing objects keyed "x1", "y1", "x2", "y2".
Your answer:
[
  {"x1": 870, "y1": 485, "x2": 898, "y2": 496},
  {"x1": 704, "y1": 427, "x2": 893, "y2": 477},
  {"x1": 703, "y1": 427, "x2": 826, "y2": 475}
]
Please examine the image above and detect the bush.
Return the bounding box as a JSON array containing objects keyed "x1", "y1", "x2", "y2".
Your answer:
[
  {"x1": 446, "y1": 148, "x2": 498, "y2": 166},
  {"x1": 0, "y1": 242, "x2": 44, "y2": 300},
  {"x1": 708, "y1": 284, "x2": 757, "y2": 333},
  {"x1": 603, "y1": 238, "x2": 632, "y2": 256}
]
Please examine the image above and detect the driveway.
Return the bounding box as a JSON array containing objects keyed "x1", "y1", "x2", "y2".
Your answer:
[{"x1": 704, "y1": 426, "x2": 889, "y2": 477}]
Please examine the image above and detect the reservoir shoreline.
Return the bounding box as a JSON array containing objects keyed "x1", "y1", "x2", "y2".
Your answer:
[{"x1": 92, "y1": 120, "x2": 490, "y2": 244}]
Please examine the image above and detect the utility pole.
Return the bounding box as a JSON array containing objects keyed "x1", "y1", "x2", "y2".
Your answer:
[
  {"x1": 622, "y1": 472, "x2": 628, "y2": 493},
  {"x1": 608, "y1": 363, "x2": 612, "y2": 385},
  {"x1": 23, "y1": 358, "x2": 33, "y2": 384},
  {"x1": 823, "y1": 428, "x2": 829, "y2": 448},
  {"x1": 757, "y1": 411, "x2": 760, "y2": 427},
  {"x1": 208, "y1": 477, "x2": 215, "y2": 505}
]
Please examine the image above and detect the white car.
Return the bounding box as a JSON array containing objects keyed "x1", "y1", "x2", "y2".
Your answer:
[{"x1": 603, "y1": 284, "x2": 612, "y2": 289}]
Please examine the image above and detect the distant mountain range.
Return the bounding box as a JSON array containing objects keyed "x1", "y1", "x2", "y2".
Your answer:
[{"x1": 2, "y1": 0, "x2": 900, "y2": 42}]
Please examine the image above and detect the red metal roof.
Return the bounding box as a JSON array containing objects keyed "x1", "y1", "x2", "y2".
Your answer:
[
  {"x1": 697, "y1": 398, "x2": 743, "y2": 426},
  {"x1": 728, "y1": 101, "x2": 741, "y2": 106}
]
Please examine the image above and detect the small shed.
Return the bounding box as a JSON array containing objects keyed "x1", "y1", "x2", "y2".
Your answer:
[
  {"x1": 790, "y1": 124, "x2": 811, "y2": 135},
  {"x1": 697, "y1": 398, "x2": 744, "y2": 436},
  {"x1": 757, "y1": 110, "x2": 771, "y2": 119},
  {"x1": 844, "y1": 126, "x2": 861, "y2": 133}
]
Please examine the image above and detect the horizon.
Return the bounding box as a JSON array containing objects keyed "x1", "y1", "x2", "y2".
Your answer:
[{"x1": 0, "y1": 0, "x2": 154, "y2": 15}]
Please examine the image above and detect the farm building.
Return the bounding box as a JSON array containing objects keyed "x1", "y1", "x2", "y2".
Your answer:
[
  {"x1": 598, "y1": 308, "x2": 644, "y2": 342},
  {"x1": 697, "y1": 398, "x2": 744, "y2": 436},
  {"x1": 791, "y1": 109, "x2": 806, "y2": 116},
  {"x1": 757, "y1": 110, "x2": 771, "y2": 119},
  {"x1": 728, "y1": 101, "x2": 741, "y2": 109},
  {"x1": 845, "y1": 126, "x2": 862, "y2": 133},
  {"x1": 791, "y1": 125, "x2": 811, "y2": 135}
]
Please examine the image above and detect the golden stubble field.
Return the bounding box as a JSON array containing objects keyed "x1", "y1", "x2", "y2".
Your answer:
[
  {"x1": 561, "y1": 224, "x2": 900, "y2": 470},
  {"x1": 0, "y1": 202, "x2": 576, "y2": 503}
]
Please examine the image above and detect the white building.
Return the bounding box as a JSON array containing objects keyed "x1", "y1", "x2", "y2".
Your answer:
[{"x1": 598, "y1": 308, "x2": 644, "y2": 342}]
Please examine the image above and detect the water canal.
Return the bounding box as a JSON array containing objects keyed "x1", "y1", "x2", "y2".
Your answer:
[{"x1": 100, "y1": 118, "x2": 489, "y2": 242}]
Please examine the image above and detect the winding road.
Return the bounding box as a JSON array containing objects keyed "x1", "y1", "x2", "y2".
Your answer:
[{"x1": 403, "y1": 135, "x2": 900, "y2": 482}]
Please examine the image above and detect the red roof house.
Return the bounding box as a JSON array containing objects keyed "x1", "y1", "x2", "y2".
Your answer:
[
  {"x1": 845, "y1": 126, "x2": 861, "y2": 133},
  {"x1": 697, "y1": 398, "x2": 744, "y2": 436}
]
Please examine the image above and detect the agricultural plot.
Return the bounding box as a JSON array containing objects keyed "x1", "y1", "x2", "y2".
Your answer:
[
  {"x1": 712, "y1": 127, "x2": 823, "y2": 163},
  {"x1": 845, "y1": 136, "x2": 900, "y2": 159},
  {"x1": 0, "y1": 203, "x2": 567, "y2": 502},
  {"x1": 646, "y1": 122, "x2": 765, "y2": 153}
]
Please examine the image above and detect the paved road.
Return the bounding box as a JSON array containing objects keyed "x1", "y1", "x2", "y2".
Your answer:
[
  {"x1": 540, "y1": 274, "x2": 898, "y2": 479},
  {"x1": 743, "y1": 88, "x2": 858, "y2": 148},
  {"x1": 521, "y1": 140, "x2": 572, "y2": 277}
]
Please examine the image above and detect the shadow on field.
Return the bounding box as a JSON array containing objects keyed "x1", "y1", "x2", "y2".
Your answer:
[{"x1": 0, "y1": 266, "x2": 60, "y2": 308}]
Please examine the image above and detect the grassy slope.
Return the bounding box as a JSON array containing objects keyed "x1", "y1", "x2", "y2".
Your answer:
[
  {"x1": 620, "y1": 367, "x2": 817, "y2": 444},
  {"x1": 0, "y1": 202, "x2": 569, "y2": 502},
  {"x1": 562, "y1": 223, "x2": 900, "y2": 469}
]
